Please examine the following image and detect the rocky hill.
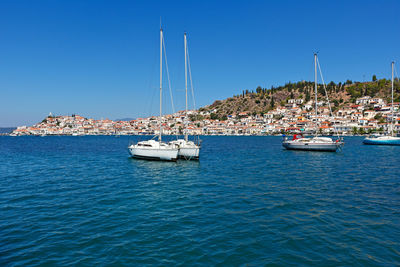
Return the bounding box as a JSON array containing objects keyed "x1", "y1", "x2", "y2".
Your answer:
[{"x1": 198, "y1": 78, "x2": 400, "y2": 120}]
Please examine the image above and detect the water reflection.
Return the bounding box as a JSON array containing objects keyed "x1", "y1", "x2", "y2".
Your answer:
[{"x1": 127, "y1": 156, "x2": 201, "y2": 178}]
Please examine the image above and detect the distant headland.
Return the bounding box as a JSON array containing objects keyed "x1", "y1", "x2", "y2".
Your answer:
[{"x1": 0, "y1": 128, "x2": 16, "y2": 135}]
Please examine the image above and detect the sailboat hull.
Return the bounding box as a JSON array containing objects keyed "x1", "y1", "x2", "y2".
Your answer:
[
  {"x1": 169, "y1": 139, "x2": 200, "y2": 160},
  {"x1": 178, "y1": 147, "x2": 200, "y2": 160},
  {"x1": 282, "y1": 141, "x2": 341, "y2": 152},
  {"x1": 363, "y1": 137, "x2": 400, "y2": 146},
  {"x1": 128, "y1": 147, "x2": 178, "y2": 161}
]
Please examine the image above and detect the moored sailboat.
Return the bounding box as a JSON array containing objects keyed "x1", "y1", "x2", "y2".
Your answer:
[
  {"x1": 363, "y1": 61, "x2": 400, "y2": 145},
  {"x1": 169, "y1": 33, "x2": 201, "y2": 160},
  {"x1": 282, "y1": 53, "x2": 343, "y2": 152},
  {"x1": 128, "y1": 28, "x2": 179, "y2": 161}
]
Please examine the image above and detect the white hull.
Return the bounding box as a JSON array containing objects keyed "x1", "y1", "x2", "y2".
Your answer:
[
  {"x1": 283, "y1": 141, "x2": 340, "y2": 152},
  {"x1": 363, "y1": 135, "x2": 400, "y2": 145},
  {"x1": 128, "y1": 140, "x2": 179, "y2": 161},
  {"x1": 283, "y1": 137, "x2": 342, "y2": 152},
  {"x1": 129, "y1": 147, "x2": 178, "y2": 161},
  {"x1": 178, "y1": 147, "x2": 200, "y2": 159},
  {"x1": 169, "y1": 139, "x2": 200, "y2": 160}
]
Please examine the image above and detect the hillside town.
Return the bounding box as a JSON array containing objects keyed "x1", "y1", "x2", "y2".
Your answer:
[{"x1": 11, "y1": 95, "x2": 400, "y2": 136}]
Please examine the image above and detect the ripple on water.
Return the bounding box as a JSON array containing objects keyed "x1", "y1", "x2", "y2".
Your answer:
[{"x1": 0, "y1": 136, "x2": 400, "y2": 266}]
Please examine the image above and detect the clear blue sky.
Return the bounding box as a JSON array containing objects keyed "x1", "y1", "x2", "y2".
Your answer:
[{"x1": 0, "y1": 0, "x2": 399, "y2": 127}]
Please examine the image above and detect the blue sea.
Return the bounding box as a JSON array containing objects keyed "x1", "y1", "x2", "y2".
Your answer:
[{"x1": 1, "y1": 136, "x2": 399, "y2": 266}]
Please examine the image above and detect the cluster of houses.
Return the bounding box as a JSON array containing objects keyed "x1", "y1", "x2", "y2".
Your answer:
[{"x1": 11, "y1": 96, "x2": 400, "y2": 136}]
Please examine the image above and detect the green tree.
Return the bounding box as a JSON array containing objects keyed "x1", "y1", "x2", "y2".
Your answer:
[
  {"x1": 333, "y1": 99, "x2": 339, "y2": 107},
  {"x1": 210, "y1": 113, "x2": 218, "y2": 120},
  {"x1": 372, "y1": 75, "x2": 377, "y2": 82},
  {"x1": 374, "y1": 113, "x2": 382, "y2": 120},
  {"x1": 305, "y1": 91, "x2": 310, "y2": 102}
]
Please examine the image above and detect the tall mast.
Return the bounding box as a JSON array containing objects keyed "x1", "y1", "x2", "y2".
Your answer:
[
  {"x1": 159, "y1": 28, "x2": 163, "y2": 142},
  {"x1": 391, "y1": 61, "x2": 394, "y2": 136},
  {"x1": 184, "y1": 33, "x2": 188, "y2": 141},
  {"x1": 314, "y1": 53, "x2": 318, "y2": 136}
]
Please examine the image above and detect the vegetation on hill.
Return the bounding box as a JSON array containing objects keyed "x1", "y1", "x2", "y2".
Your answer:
[{"x1": 198, "y1": 76, "x2": 400, "y2": 120}]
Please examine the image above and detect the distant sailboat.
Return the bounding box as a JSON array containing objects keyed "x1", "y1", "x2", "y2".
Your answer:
[
  {"x1": 363, "y1": 61, "x2": 400, "y2": 145},
  {"x1": 282, "y1": 53, "x2": 343, "y2": 152},
  {"x1": 170, "y1": 33, "x2": 201, "y2": 160},
  {"x1": 128, "y1": 28, "x2": 179, "y2": 161}
]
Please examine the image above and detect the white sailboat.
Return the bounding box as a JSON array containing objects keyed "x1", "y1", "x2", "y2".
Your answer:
[
  {"x1": 363, "y1": 61, "x2": 400, "y2": 145},
  {"x1": 170, "y1": 33, "x2": 200, "y2": 160},
  {"x1": 128, "y1": 28, "x2": 179, "y2": 161},
  {"x1": 282, "y1": 53, "x2": 343, "y2": 152}
]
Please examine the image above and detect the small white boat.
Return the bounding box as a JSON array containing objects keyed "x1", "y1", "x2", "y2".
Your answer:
[
  {"x1": 282, "y1": 53, "x2": 343, "y2": 152},
  {"x1": 128, "y1": 27, "x2": 179, "y2": 161},
  {"x1": 170, "y1": 32, "x2": 201, "y2": 160},
  {"x1": 129, "y1": 139, "x2": 179, "y2": 161}
]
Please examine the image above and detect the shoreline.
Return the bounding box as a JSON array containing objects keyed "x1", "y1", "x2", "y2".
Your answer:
[{"x1": 3, "y1": 133, "x2": 374, "y2": 137}]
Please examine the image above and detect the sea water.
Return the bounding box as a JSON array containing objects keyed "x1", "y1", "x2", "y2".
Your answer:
[{"x1": 0, "y1": 136, "x2": 399, "y2": 265}]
